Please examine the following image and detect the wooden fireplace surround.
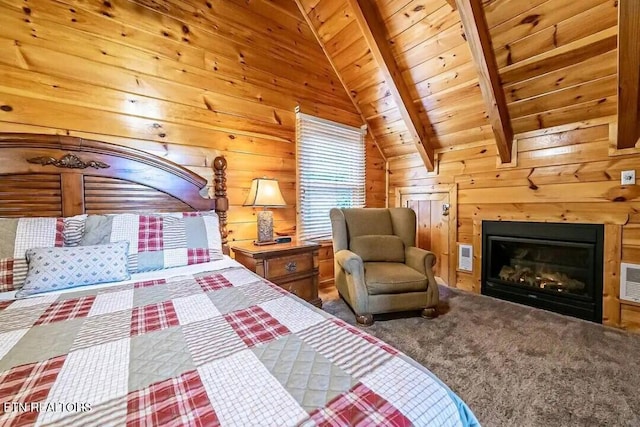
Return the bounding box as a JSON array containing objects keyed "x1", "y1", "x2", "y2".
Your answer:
[{"x1": 471, "y1": 218, "x2": 622, "y2": 327}]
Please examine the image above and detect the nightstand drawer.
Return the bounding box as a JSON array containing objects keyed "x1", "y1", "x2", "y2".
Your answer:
[
  {"x1": 230, "y1": 240, "x2": 321, "y2": 308},
  {"x1": 265, "y1": 252, "x2": 313, "y2": 279},
  {"x1": 280, "y1": 276, "x2": 315, "y2": 302}
]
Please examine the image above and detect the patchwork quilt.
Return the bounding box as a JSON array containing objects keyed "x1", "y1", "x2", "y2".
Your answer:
[{"x1": 0, "y1": 264, "x2": 479, "y2": 426}]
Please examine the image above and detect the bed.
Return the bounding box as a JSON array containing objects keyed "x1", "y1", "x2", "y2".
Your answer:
[{"x1": 0, "y1": 134, "x2": 479, "y2": 426}]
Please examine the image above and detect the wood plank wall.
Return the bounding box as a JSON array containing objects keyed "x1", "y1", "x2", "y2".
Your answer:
[
  {"x1": 389, "y1": 118, "x2": 640, "y2": 332},
  {"x1": 0, "y1": 0, "x2": 386, "y2": 244}
]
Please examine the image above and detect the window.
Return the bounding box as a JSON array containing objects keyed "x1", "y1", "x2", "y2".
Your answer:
[{"x1": 296, "y1": 111, "x2": 366, "y2": 240}]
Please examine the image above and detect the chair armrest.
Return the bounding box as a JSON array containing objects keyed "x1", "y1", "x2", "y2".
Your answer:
[
  {"x1": 406, "y1": 246, "x2": 439, "y2": 306},
  {"x1": 334, "y1": 249, "x2": 369, "y2": 315},
  {"x1": 405, "y1": 246, "x2": 436, "y2": 275},
  {"x1": 335, "y1": 249, "x2": 364, "y2": 275}
]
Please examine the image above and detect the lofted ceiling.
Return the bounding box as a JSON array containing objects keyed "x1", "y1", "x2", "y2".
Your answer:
[
  {"x1": 486, "y1": 0, "x2": 618, "y2": 135},
  {"x1": 298, "y1": 0, "x2": 491, "y2": 163},
  {"x1": 295, "y1": 0, "x2": 621, "y2": 170}
]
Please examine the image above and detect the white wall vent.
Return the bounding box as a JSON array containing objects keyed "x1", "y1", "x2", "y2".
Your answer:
[
  {"x1": 620, "y1": 262, "x2": 640, "y2": 303},
  {"x1": 458, "y1": 244, "x2": 473, "y2": 272}
]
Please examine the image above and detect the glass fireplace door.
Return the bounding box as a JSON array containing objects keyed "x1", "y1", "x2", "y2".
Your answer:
[
  {"x1": 482, "y1": 220, "x2": 603, "y2": 323},
  {"x1": 486, "y1": 236, "x2": 594, "y2": 301}
]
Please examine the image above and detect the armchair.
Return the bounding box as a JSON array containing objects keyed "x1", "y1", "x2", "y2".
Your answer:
[{"x1": 330, "y1": 207, "x2": 439, "y2": 326}]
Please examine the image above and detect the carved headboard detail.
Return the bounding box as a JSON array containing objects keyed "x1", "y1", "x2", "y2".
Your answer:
[{"x1": 0, "y1": 133, "x2": 229, "y2": 251}]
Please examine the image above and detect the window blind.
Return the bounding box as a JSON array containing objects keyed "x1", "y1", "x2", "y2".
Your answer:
[{"x1": 296, "y1": 111, "x2": 366, "y2": 241}]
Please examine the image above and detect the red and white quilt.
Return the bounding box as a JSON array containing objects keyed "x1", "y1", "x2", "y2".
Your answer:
[{"x1": 0, "y1": 261, "x2": 478, "y2": 426}]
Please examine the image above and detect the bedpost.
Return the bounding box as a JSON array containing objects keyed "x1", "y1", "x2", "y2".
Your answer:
[{"x1": 213, "y1": 156, "x2": 229, "y2": 254}]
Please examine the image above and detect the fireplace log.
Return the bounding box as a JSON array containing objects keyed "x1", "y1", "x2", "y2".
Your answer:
[{"x1": 499, "y1": 264, "x2": 586, "y2": 291}]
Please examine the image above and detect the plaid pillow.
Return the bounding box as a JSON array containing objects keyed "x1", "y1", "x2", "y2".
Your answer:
[
  {"x1": 0, "y1": 215, "x2": 88, "y2": 292},
  {"x1": 0, "y1": 217, "x2": 64, "y2": 292},
  {"x1": 80, "y1": 211, "x2": 223, "y2": 273}
]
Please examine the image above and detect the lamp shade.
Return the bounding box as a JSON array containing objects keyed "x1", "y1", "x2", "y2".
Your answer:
[{"x1": 243, "y1": 178, "x2": 287, "y2": 207}]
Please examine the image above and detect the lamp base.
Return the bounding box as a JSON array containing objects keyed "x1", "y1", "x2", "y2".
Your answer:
[{"x1": 256, "y1": 210, "x2": 274, "y2": 244}]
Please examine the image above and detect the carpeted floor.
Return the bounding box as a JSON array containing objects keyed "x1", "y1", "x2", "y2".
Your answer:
[{"x1": 322, "y1": 286, "x2": 640, "y2": 426}]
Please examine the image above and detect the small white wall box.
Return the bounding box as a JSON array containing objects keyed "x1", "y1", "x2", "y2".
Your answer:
[
  {"x1": 458, "y1": 244, "x2": 473, "y2": 272},
  {"x1": 621, "y1": 262, "x2": 640, "y2": 303},
  {"x1": 621, "y1": 170, "x2": 635, "y2": 185}
]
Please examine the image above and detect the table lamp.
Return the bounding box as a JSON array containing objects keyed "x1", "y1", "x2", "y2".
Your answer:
[{"x1": 243, "y1": 177, "x2": 287, "y2": 245}]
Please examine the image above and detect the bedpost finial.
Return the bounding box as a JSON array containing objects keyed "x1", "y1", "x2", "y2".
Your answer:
[{"x1": 214, "y1": 156, "x2": 227, "y2": 171}]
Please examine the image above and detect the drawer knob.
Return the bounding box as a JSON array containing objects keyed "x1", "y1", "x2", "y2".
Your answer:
[{"x1": 285, "y1": 261, "x2": 297, "y2": 272}]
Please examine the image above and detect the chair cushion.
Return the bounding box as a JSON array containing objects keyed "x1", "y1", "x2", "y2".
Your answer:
[
  {"x1": 364, "y1": 262, "x2": 428, "y2": 295},
  {"x1": 350, "y1": 235, "x2": 405, "y2": 262},
  {"x1": 343, "y1": 208, "x2": 393, "y2": 239}
]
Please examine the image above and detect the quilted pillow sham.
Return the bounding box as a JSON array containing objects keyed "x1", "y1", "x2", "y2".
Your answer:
[
  {"x1": 80, "y1": 211, "x2": 223, "y2": 273},
  {"x1": 15, "y1": 242, "x2": 130, "y2": 298}
]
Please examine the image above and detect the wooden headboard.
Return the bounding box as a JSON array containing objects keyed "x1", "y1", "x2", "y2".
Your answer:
[{"x1": 0, "y1": 133, "x2": 229, "y2": 250}]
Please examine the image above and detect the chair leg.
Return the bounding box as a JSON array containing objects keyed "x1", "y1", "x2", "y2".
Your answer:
[
  {"x1": 356, "y1": 313, "x2": 374, "y2": 326},
  {"x1": 421, "y1": 307, "x2": 438, "y2": 319}
]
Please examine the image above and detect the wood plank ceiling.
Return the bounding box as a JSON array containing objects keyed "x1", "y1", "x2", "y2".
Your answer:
[
  {"x1": 486, "y1": 0, "x2": 618, "y2": 136},
  {"x1": 298, "y1": 0, "x2": 493, "y2": 164},
  {"x1": 455, "y1": 0, "x2": 514, "y2": 163},
  {"x1": 297, "y1": 0, "x2": 620, "y2": 168}
]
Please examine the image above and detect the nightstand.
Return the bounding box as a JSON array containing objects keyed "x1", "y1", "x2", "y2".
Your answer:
[{"x1": 230, "y1": 240, "x2": 322, "y2": 308}]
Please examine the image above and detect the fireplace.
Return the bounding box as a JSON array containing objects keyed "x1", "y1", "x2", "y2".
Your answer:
[{"x1": 482, "y1": 221, "x2": 604, "y2": 323}]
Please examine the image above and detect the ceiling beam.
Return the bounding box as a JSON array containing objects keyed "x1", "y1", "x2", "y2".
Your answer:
[
  {"x1": 347, "y1": 0, "x2": 435, "y2": 171},
  {"x1": 617, "y1": 0, "x2": 640, "y2": 149},
  {"x1": 455, "y1": 0, "x2": 513, "y2": 163}
]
